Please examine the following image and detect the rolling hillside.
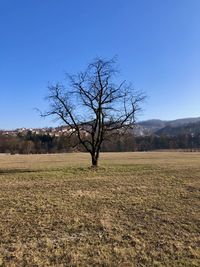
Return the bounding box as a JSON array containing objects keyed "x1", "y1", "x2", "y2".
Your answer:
[{"x1": 136, "y1": 117, "x2": 200, "y2": 136}]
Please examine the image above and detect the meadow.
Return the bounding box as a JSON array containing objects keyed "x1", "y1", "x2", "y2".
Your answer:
[{"x1": 0, "y1": 152, "x2": 199, "y2": 266}]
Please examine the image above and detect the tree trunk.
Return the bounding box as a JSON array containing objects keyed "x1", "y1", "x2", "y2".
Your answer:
[{"x1": 91, "y1": 153, "x2": 98, "y2": 167}]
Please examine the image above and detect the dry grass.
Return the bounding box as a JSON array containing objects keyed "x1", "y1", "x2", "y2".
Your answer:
[{"x1": 0, "y1": 152, "x2": 199, "y2": 266}]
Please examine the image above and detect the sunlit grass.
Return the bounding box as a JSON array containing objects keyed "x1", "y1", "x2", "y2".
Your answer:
[{"x1": 0, "y1": 152, "x2": 199, "y2": 266}]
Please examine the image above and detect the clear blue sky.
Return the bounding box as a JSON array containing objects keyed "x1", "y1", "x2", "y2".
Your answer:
[{"x1": 0, "y1": 0, "x2": 200, "y2": 129}]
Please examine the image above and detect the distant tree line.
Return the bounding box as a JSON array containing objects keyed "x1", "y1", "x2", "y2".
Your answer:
[
  {"x1": 0, "y1": 132, "x2": 73, "y2": 154},
  {"x1": 133, "y1": 134, "x2": 200, "y2": 151},
  {"x1": 1, "y1": 131, "x2": 200, "y2": 154}
]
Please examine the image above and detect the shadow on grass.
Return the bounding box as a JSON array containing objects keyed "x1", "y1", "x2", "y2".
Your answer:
[
  {"x1": 61, "y1": 164, "x2": 156, "y2": 175},
  {"x1": 0, "y1": 164, "x2": 157, "y2": 177},
  {"x1": 0, "y1": 168, "x2": 43, "y2": 175}
]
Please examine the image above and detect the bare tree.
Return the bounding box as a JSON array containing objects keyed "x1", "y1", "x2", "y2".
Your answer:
[{"x1": 42, "y1": 57, "x2": 145, "y2": 167}]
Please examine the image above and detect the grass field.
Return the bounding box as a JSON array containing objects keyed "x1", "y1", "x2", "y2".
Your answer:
[{"x1": 0, "y1": 152, "x2": 199, "y2": 266}]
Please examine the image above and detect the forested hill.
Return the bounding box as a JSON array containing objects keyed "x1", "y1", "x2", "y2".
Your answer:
[
  {"x1": 155, "y1": 121, "x2": 200, "y2": 136},
  {"x1": 136, "y1": 117, "x2": 200, "y2": 136},
  {"x1": 1, "y1": 117, "x2": 200, "y2": 138},
  {"x1": 1, "y1": 117, "x2": 200, "y2": 154}
]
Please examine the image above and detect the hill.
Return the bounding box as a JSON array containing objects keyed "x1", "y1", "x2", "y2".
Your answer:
[
  {"x1": 1, "y1": 117, "x2": 200, "y2": 137},
  {"x1": 156, "y1": 121, "x2": 200, "y2": 136},
  {"x1": 137, "y1": 117, "x2": 200, "y2": 136}
]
